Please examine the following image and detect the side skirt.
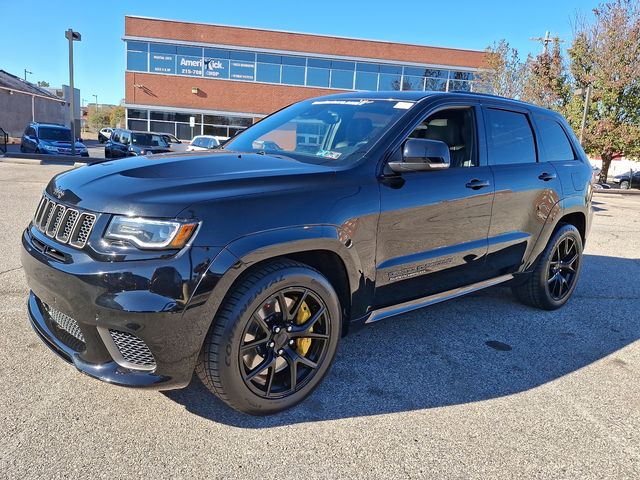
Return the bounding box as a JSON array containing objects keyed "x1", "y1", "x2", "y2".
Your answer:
[{"x1": 364, "y1": 274, "x2": 514, "y2": 324}]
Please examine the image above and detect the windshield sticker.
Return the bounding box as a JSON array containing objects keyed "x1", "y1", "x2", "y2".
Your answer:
[
  {"x1": 393, "y1": 101, "x2": 414, "y2": 109},
  {"x1": 316, "y1": 150, "x2": 342, "y2": 160},
  {"x1": 312, "y1": 100, "x2": 374, "y2": 106}
]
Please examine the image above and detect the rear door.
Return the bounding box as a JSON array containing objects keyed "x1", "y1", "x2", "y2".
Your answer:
[
  {"x1": 374, "y1": 103, "x2": 495, "y2": 308},
  {"x1": 482, "y1": 105, "x2": 563, "y2": 275}
]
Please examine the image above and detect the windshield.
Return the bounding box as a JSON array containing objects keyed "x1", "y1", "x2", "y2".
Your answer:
[
  {"x1": 39, "y1": 127, "x2": 72, "y2": 142},
  {"x1": 132, "y1": 133, "x2": 168, "y2": 147},
  {"x1": 223, "y1": 99, "x2": 415, "y2": 164}
]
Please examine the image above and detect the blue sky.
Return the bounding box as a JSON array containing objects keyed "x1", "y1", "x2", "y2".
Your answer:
[{"x1": 1, "y1": 0, "x2": 599, "y2": 105}]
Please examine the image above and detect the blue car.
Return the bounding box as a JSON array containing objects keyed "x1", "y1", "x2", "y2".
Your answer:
[{"x1": 20, "y1": 122, "x2": 89, "y2": 157}]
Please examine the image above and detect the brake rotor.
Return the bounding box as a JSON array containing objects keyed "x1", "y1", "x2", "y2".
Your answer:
[{"x1": 296, "y1": 300, "x2": 312, "y2": 356}]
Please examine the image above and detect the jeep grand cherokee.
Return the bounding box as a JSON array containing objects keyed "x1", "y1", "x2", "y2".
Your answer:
[{"x1": 21, "y1": 91, "x2": 593, "y2": 414}]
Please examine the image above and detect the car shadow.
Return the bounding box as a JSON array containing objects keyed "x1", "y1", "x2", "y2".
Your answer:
[{"x1": 164, "y1": 254, "x2": 640, "y2": 427}]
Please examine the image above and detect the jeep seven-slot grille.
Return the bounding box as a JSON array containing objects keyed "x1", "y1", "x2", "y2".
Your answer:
[{"x1": 33, "y1": 195, "x2": 96, "y2": 248}]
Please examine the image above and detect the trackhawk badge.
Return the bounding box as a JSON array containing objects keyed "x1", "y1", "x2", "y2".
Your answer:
[{"x1": 52, "y1": 187, "x2": 64, "y2": 199}]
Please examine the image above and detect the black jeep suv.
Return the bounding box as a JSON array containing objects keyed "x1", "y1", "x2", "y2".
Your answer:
[{"x1": 21, "y1": 92, "x2": 593, "y2": 414}]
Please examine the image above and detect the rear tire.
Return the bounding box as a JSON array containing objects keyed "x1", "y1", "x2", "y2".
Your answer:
[
  {"x1": 196, "y1": 259, "x2": 341, "y2": 415},
  {"x1": 620, "y1": 180, "x2": 630, "y2": 190},
  {"x1": 512, "y1": 224, "x2": 583, "y2": 310}
]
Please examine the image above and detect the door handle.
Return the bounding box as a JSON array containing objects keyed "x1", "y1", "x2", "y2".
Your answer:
[
  {"x1": 538, "y1": 172, "x2": 557, "y2": 181},
  {"x1": 465, "y1": 179, "x2": 491, "y2": 190}
]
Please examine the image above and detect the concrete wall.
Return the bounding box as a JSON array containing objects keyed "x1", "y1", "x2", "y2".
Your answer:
[{"x1": 0, "y1": 89, "x2": 71, "y2": 138}]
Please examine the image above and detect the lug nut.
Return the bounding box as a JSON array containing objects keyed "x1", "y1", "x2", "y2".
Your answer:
[
  {"x1": 274, "y1": 326, "x2": 281, "y2": 333},
  {"x1": 289, "y1": 339, "x2": 295, "y2": 346},
  {"x1": 277, "y1": 349, "x2": 285, "y2": 356},
  {"x1": 267, "y1": 341, "x2": 275, "y2": 348},
  {"x1": 286, "y1": 326, "x2": 293, "y2": 332}
]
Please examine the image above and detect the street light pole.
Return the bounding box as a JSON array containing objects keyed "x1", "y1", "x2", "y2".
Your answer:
[
  {"x1": 93, "y1": 94, "x2": 98, "y2": 112},
  {"x1": 579, "y1": 85, "x2": 592, "y2": 145},
  {"x1": 65, "y1": 28, "x2": 81, "y2": 156}
]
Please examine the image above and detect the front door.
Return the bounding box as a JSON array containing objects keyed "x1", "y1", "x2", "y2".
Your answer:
[{"x1": 374, "y1": 105, "x2": 494, "y2": 308}]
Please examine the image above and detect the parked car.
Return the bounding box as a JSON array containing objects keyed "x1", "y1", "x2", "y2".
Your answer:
[
  {"x1": 20, "y1": 122, "x2": 88, "y2": 156},
  {"x1": 158, "y1": 133, "x2": 189, "y2": 153},
  {"x1": 104, "y1": 129, "x2": 171, "y2": 158},
  {"x1": 98, "y1": 127, "x2": 113, "y2": 143},
  {"x1": 187, "y1": 135, "x2": 220, "y2": 151},
  {"x1": 21, "y1": 91, "x2": 593, "y2": 415},
  {"x1": 611, "y1": 171, "x2": 640, "y2": 189}
]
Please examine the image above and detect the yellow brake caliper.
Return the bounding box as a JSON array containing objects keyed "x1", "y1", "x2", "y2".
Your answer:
[{"x1": 295, "y1": 301, "x2": 312, "y2": 356}]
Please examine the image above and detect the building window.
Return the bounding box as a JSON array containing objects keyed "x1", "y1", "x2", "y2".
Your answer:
[
  {"x1": 124, "y1": 40, "x2": 478, "y2": 92},
  {"x1": 256, "y1": 63, "x2": 281, "y2": 83}
]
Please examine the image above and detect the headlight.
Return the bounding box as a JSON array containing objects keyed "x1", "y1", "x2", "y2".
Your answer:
[{"x1": 104, "y1": 216, "x2": 198, "y2": 249}]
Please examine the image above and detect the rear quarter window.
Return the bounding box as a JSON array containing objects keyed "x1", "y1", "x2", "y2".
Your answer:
[
  {"x1": 485, "y1": 108, "x2": 537, "y2": 165},
  {"x1": 534, "y1": 115, "x2": 576, "y2": 161}
]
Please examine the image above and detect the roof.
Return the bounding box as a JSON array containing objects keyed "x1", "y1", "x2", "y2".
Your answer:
[
  {"x1": 315, "y1": 90, "x2": 559, "y2": 113},
  {"x1": 0, "y1": 70, "x2": 59, "y2": 98}
]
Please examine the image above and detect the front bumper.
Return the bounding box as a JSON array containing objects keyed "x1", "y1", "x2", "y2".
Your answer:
[{"x1": 21, "y1": 226, "x2": 222, "y2": 390}]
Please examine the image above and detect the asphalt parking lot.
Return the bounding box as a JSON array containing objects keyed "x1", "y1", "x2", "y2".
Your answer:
[{"x1": 0, "y1": 162, "x2": 638, "y2": 479}]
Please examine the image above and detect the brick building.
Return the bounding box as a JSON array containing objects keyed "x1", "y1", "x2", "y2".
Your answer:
[{"x1": 123, "y1": 16, "x2": 486, "y2": 140}]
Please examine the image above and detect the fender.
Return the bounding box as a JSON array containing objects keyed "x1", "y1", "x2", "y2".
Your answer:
[
  {"x1": 521, "y1": 193, "x2": 590, "y2": 272},
  {"x1": 184, "y1": 224, "x2": 369, "y2": 344}
]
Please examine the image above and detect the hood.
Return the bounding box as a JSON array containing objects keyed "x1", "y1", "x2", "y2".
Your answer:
[
  {"x1": 41, "y1": 140, "x2": 86, "y2": 148},
  {"x1": 47, "y1": 151, "x2": 337, "y2": 217}
]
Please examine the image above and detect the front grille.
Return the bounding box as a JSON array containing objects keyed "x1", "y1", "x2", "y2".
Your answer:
[
  {"x1": 109, "y1": 330, "x2": 156, "y2": 370},
  {"x1": 44, "y1": 303, "x2": 86, "y2": 351},
  {"x1": 33, "y1": 195, "x2": 96, "y2": 248}
]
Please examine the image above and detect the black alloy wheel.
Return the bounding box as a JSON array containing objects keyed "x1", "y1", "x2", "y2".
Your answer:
[
  {"x1": 239, "y1": 287, "x2": 331, "y2": 399},
  {"x1": 197, "y1": 260, "x2": 341, "y2": 415},
  {"x1": 512, "y1": 223, "x2": 583, "y2": 310},
  {"x1": 547, "y1": 236, "x2": 580, "y2": 301}
]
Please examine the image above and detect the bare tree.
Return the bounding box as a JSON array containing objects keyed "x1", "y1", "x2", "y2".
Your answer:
[{"x1": 474, "y1": 40, "x2": 527, "y2": 99}]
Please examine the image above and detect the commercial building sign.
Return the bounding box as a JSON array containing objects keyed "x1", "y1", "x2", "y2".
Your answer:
[
  {"x1": 230, "y1": 61, "x2": 255, "y2": 81},
  {"x1": 150, "y1": 53, "x2": 175, "y2": 74},
  {"x1": 178, "y1": 56, "x2": 203, "y2": 76},
  {"x1": 204, "y1": 58, "x2": 229, "y2": 78}
]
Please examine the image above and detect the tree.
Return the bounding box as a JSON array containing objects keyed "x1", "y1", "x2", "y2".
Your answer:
[
  {"x1": 88, "y1": 108, "x2": 111, "y2": 131},
  {"x1": 110, "y1": 106, "x2": 125, "y2": 128},
  {"x1": 37, "y1": 81, "x2": 49, "y2": 87},
  {"x1": 521, "y1": 38, "x2": 571, "y2": 111},
  {"x1": 474, "y1": 40, "x2": 527, "y2": 99},
  {"x1": 566, "y1": 0, "x2": 640, "y2": 181}
]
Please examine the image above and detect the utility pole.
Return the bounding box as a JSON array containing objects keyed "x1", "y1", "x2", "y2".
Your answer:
[
  {"x1": 530, "y1": 31, "x2": 564, "y2": 54},
  {"x1": 93, "y1": 94, "x2": 99, "y2": 111},
  {"x1": 577, "y1": 85, "x2": 592, "y2": 145},
  {"x1": 65, "y1": 28, "x2": 81, "y2": 156},
  {"x1": 24, "y1": 69, "x2": 33, "y2": 82}
]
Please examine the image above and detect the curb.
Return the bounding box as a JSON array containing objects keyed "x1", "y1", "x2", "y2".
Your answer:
[
  {"x1": 3, "y1": 152, "x2": 92, "y2": 163},
  {"x1": 593, "y1": 189, "x2": 640, "y2": 196},
  {"x1": 0, "y1": 157, "x2": 84, "y2": 168}
]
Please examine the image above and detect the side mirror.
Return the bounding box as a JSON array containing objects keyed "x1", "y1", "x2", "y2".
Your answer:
[{"x1": 388, "y1": 138, "x2": 450, "y2": 173}]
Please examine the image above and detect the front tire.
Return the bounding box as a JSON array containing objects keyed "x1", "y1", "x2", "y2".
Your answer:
[
  {"x1": 197, "y1": 260, "x2": 341, "y2": 415},
  {"x1": 512, "y1": 224, "x2": 583, "y2": 310},
  {"x1": 620, "y1": 180, "x2": 630, "y2": 190}
]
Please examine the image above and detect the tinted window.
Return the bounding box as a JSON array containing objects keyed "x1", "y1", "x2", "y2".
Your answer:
[
  {"x1": 355, "y1": 71, "x2": 378, "y2": 91},
  {"x1": 256, "y1": 63, "x2": 281, "y2": 83},
  {"x1": 38, "y1": 127, "x2": 72, "y2": 142},
  {"x1": 408, "y1": 108, "x2": 478, "y2": 168},
  {"x1": 282, "y1": 65, "x2": 305, "y2": 85},
  {"x1": 127, "y1": 51, "x2": 148, "y2": 72},
  {"x1": 307, "y1": 67, "x2": 329, "y2": 87},
  {"x1": 534, "y1": 115, "x2": 575, "y2": 161},
  {"x1": 486, "y1": 109, "x2": 537, "y2": 165}
]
